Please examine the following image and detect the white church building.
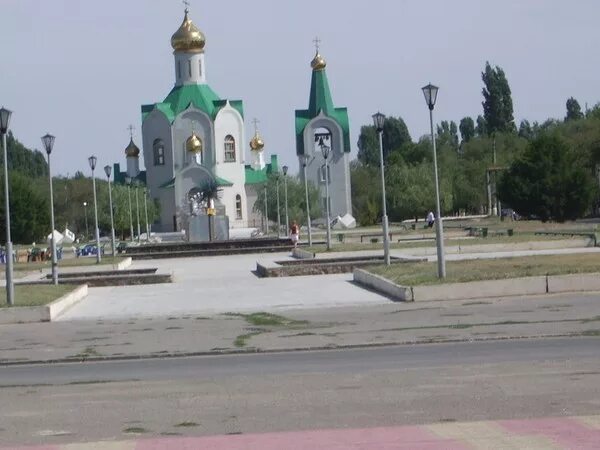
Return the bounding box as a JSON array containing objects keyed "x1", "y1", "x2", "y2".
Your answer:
[{"x1": 115, "y1": 7, "x2": 275, "y2": 233}]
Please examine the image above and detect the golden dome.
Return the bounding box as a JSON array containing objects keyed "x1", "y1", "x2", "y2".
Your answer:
[
  {"x1": 171, "y1": 9, "x2": 206, "y2": 53},
  {"x1": 186, "y1": 132, "x2": 203, "y2": 153},
  {"x1": 311, "y1": 51, "x2": 327, "y2": 71},
  {"x1": 250, "y1": 132, "x2": 265, "y2": 152},
  {"x1": 124, "y1": 138, "x2": 140, "y2": 158}
]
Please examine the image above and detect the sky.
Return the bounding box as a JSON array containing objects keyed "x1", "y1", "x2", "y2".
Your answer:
[{"x1": 2, "y1": 0, "x2": 600, "y2": 176}]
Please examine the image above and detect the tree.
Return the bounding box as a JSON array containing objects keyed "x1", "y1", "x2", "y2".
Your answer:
[
  {"x1": 498, "y1": 134, "x2": 595, "y2": 222},
  {"x1": 565, "y1": 97, "x2": 584, "y2": 121},
  {"x1": 357, "y1": 116, "x2": 411, "y2": 166},
  {"x1": 0, "y1": 171, "x2": 50, "y2": 244},
  {"x1": 459, "y1": 117, "x2": 475, "y2": 143},
  {"x1": 482, "y1": 62, "x2": 515, "y2": 135}
]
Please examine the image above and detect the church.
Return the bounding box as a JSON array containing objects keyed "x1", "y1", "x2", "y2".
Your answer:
[
  {"x1": 114, "y1": 7, "x2": 276, "y2": 233},
  {"x1": 113, "y1": 7, "x2": 355, "y2": 235}
]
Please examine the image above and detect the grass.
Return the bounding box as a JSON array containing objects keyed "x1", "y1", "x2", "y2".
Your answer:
[
  {"x1": 0, "y1": 285, "x2": 76, "y2": 308},
  {"x1": 12, "y1": 256, "x2": 125, "y2": 272},
  {"x1": 366, "y1": 253, "x2": 600, "y2": 286}
]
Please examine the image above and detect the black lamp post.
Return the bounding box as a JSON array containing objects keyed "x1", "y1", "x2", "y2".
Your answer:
[
  {"x1": 42, "y1": 133, "x2": 58, "y2": 283},
  {"x1": 422, "y1": 83, "x2": 446, "y2": 278}
]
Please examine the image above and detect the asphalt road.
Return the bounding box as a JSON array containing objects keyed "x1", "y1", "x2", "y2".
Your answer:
[
  {"x1": 1, "y1": 338, "x2": 599, "y2": 446},
  {"x1": 1, "y1": 337, "x2": 598, "y2": 386}
]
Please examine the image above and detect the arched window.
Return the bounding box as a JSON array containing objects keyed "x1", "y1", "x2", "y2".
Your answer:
[
  {"x1": 153, "y1": 139, "x2": 165, "y2": 166},
  {"x1": 224, "y1": 135, "x2": 236, "y2": 162},
  {"x1": 235, "y1": 194, "x2": 243, "y2": 219}
]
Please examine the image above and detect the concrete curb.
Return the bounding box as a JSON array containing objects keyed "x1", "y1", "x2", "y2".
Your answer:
[
  {"x1": 114, "y1": 257, "x2": 132, "y2": 270},
  {"x1": 353, "y1": 270, "x2": 600, "y2": 302},
  {"x1": 353, "y1": 269, "x2": 413, "y2": 301},
  {"x1": 0, "y1": 333, "x2": 589, "y2": 367},
  {"x1": 0, "y1": 284, "x2": 88, "y2": 325},
  {"x1": 292, "y1": 248, "x2": 315, "y2": 259}
]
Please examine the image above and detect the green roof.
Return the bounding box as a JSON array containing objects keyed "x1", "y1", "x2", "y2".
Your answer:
[
  {"x1": 245, "y1": 155, "x2": 279, "y2": 185},
  {"x1": 142, "y1": 84, "x2": 244, "y2": 123},
  {"x1": 295, "y1": 68, "x2": 351, "y2": 155}
]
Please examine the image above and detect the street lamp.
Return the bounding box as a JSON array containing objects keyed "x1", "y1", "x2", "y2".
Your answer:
[
  {"x1": 143, "y1": 186, "x2": 150, "y2": 242},
  {"x1": 88, "y1": 156, "x2": 101, "y2": 263},
  {"x1": 125, "y1": 176, "x2": 134, "y2": 242},
  {"x1": 134, "y1": 179, "x2": 141, "y2": 243},
  {"x1": 263, "y1": 184, "x2": 268, "y2": 235},
  {"x1": 300, "y1": 154, "x2": 313, "y2": 246},
  {"x1": 372, "y1": 112, "x2": 390, "y2": 265},
  {"x1": 104, "y1": 165, "x2": 116, "y2": 257},
  {"x1": 320, "y1": 142, "x2": 332, "y2": 251},
  {"x1": 275, "y1": 173, "x2": 281, "y2": 238},
  {"x1": 41, "y1": 133, "x2": 58, "y2": 284},
  {"x1": 282, "y1": 165, "x2": 289, "y2": 236},
  {"x1": 83, "y1": 201, "x2": 89, "y2": 239},
  {"x1": 422, "y1": 83, "x2": 446, "y2": 278},
  {"x1": 1, "y1": 107, "x2": 14, "y2": 305}
]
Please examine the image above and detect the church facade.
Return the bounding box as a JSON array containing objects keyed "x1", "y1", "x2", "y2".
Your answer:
[
  {"x1": 295, "y1": 49, "x2": 353, "y2": 222},
  {"x1": 115, "y1": 8, "x2": 274, "y2": 233}
]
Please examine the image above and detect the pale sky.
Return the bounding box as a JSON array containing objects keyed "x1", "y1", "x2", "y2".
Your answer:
[{"x1": 2, "y1": 0, "x2": 599, "y2": 176}]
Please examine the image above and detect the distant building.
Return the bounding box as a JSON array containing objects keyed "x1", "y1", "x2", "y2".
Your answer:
[
  {"x1": 295, "y1": 48, "x2": 353, "y2": 221},
  {"x1": 114, "y1": 7, "x2": 277, "y2": 232}
]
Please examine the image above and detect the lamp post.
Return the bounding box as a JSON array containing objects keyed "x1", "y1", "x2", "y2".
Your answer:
[
  {"x1": 275, "y1": 174, "x2": 281, "y2": 238},
  {"x1": 125, "y1": 176, "x2": 134, "y2": 242},
  {"x1": 422, "y1": 83, "x2": 446, "y2": 278},
  {"x1": 320, "y1": 143, "x2": 332, "y2": 251},
  {"x1": 104, "y1": 165, "x2": 116, "y2": 257},
  {"x1": 372, "y1": 112, "x2": 390, "y2": 265},
  {"x1": 88, "y1": 156, "x2": 101, "y2": 264},
  {"x1": 83, "y1": 201, "x2": 89, "y2": 239},
  {"x1": 1, "y1": 107, "x2": 14, "y2": 305},
  {"x1": 143, "y1": 186, "x2": 150, "y2": 242},
  {"x1": 134, "y1": 180, "x2": 141, "y2": 243},
  {"x1": 41, "y1": 133, "x2": 58, "y2": 284},
  {"x1": 282, "y1": 165, "x2": 289, "y2": 236},
  {"x1": 263, "y1": 184, "x2": 268, "y2": 235},
  {"x1": 300, "y1": 154, "x2": 312, "y2": 246}
]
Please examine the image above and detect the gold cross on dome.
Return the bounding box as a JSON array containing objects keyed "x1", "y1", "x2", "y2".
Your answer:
[
  {"x1": 252, "y1": 118, "x2": 260, "y2": 134},
  {"x1": 313, "y1": 36, "x2": 321, "y2": 53}
]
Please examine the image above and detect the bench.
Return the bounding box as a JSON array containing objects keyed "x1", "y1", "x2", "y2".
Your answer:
[{"x1": 360, "y1": 233, "x2": 393, "y2": 243}]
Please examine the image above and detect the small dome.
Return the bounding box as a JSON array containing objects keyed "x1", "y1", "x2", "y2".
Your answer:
[
  {"x1": 250, "y1": 132, "x2": 264, "y2": 152},
  {"x1": 311, "y1": 51, "x2": 327, "y2": 71},
  {"x1": 186, "y1": 132, "x2": 203, "y2": 153},
  {"x1": 171, "y1": 9, "x2": 206, "y2": 53},
  {"x1": 125, "y1": 138, "x2": 140, "y2": 158}
]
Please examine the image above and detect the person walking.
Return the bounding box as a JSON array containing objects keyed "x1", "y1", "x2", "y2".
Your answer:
[{"x1": 290, "y1": 220, "x2": 300, "y2": 248}]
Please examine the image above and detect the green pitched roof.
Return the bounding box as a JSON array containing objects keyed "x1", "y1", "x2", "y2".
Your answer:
[
  {"x1": 295, "y1": 68, "x2": 351, "y2": 155},
  {"x1": 142, "y1": 84, "x2": 244, "y2": 123},
  {"x1": 245, "y1": 155, "x2": 279, "y2": 185}
]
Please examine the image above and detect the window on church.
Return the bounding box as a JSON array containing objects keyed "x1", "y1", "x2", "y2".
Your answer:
[
  {"x1": 224, "y1": 135, "x2": 236, "y2": 162},
  {"x1": 319, "y1": 164, "x2": 330, "y2": 184},
  {"x1": 153, "y1": 139, "x2": 165, "y2": 166},
  {"x1": 235, "y1": 194, "x2": 243, "y2": 220},
  {"x1": 188, "y1": 60, "x2": 192, "y2": 77}
]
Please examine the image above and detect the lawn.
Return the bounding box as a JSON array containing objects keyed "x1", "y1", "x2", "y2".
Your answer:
[
  {"x1": 308, "y1": 233, "x2": 573, "y2": 254},
  {"x1": 366, "y1": 253, "x2": 600, "y2": 286},
  {"x1": 13, "y1": 256, "x2": 125, "y2": 272},
  {"x1": 0, "y1": 285, "x2": 77, "y2": 308}
]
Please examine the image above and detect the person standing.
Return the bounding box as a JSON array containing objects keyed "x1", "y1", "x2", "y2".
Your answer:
[{"x1": 290, "y1": 220, "x2": 300, "y2": 248}]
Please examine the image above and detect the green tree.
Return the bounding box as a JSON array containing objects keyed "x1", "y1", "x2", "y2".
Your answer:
[
  {"x1": 357, "y1": 116, "x2": 411, "y2": 166},
  {"x1": 0, "y1": 172, "x2": 50, "y2": 244},
  {"x1": 482, "y1": 62, "x2": 515, "y2": 135},
  {"x1": 459, "y1": 117, "x2": 475, "y2": 143},
  {"x1": 565, "y1": 97, "x2": 584, "y2": 121},
  {"x1": 498, "y1": 134, "x2": 595, "y2": 222}
]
